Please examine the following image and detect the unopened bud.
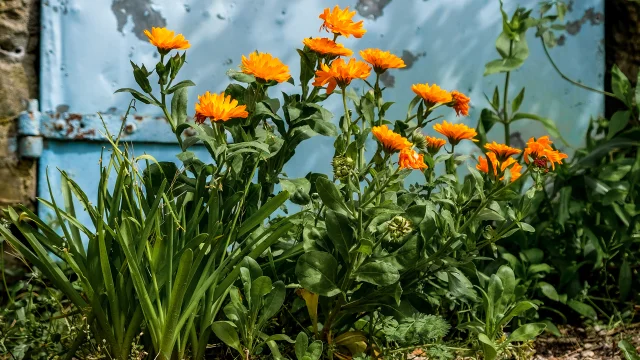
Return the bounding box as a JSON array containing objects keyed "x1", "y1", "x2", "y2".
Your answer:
[
  {"x1": 332, "y1": 156, "x2": 354, "y2": 180},
  {"x1": 388, "y1": 216, "x2": 413, "y2": 240}
]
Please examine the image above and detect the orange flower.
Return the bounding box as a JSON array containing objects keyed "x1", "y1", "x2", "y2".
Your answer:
[
  {"x1": 411, "y1": 83, "x2": 452, "y2": 105},
  {"x1": 312, "y1": 58, "x2": 371, "y2": 94},
  {"x1": 433, "y1": 120, "x2": 478, "y2": 145},
  {"x1": 319, "y1": 6, "x2": 366, "y2": 38},
  {"x1": 450, "y1": 91, "x2": 470, "y2": 117},
  {"x1": 240, "y1": 52, "x2": 291, "y2": 83},
  {"x1": 477, "y1": 153, "x2": 522, "y2": 182},
  {"x1": 194, "y1": 91, "x2": 248, "y2": 124},
  {"x1": 303, "y1": 37, "x2": 353, "y2": 57},
  {"x1": 425, "y1": 135, "x2": 446, "y2": 155},
  {"x1": 143, "y1": 27, "x2": 190, "y2": 52},
  {"x1": 372, "y1": 125, "x2": 412, "y2": 153},
  {"x1": 485, "y1": 141, "x2": 522, "y2": 161},
  {"x1": 523, "y1": 136, "x2": 568, "y2": 170},
  {"x1": 399, "y1": 148, "x2": 428, "y2": 170},
  {"x1": 359, "y1": 49, "x2": 406, "y2": 73}
]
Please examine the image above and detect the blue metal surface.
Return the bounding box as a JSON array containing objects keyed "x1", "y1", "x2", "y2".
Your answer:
[
  {"x1": 37, "y1": 0, "x2": 605, "y2": 221},
  {"x1": 19, "y1": 137, "x2": 44, "y2": 159},
  {"x1": 18, "y1": 100, "x2": 41, "y2": 136}
]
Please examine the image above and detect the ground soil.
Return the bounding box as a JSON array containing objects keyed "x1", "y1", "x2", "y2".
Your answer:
[{"x1": 533, "y1": 324, "x2": 640, "y2": 360}]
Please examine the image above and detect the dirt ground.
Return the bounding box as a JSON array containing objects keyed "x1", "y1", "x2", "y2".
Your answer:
[{"x1": 533, "y1": 324, "x2": 640, "y2": 360}]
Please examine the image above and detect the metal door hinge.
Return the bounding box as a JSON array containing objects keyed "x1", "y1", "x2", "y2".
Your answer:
[{"x1": 17, "y1": 99, "x2": 43, "y2": 159}]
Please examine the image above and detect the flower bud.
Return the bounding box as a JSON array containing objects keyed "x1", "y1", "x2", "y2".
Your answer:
[
  {"x1": 411, "y1": 130, "x2": 427, "y2": 150},
  {"x1": 388, "y1": 215, "x2": 413, "y2": 240},
  {"x1": 332, "y1": 156, "x2": 354, "y2": 180}
]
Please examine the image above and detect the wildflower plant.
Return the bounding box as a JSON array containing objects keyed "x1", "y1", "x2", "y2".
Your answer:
[{"x1": 0, "y1": 4, "x2": 577, "y2": 360}]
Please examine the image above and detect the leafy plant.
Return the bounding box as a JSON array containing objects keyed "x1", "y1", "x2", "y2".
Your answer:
[
  {"x1": 461, "y1": 265, "x2": 545, "y2": 360},
  {"x1": 212, "y1": 258, "x2": 292, "y2": 359}
]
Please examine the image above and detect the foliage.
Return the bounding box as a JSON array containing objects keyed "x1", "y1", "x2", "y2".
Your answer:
[{"x1": 1, "y1": 2, "x2": 611, "y2": 360}]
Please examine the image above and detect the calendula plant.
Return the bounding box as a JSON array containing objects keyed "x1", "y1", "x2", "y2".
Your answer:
[{"x1": 254, "y1": 5, "x2": 571, "y2": 360}]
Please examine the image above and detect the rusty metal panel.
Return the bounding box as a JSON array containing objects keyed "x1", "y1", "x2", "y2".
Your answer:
[{"x1": 38, "y1": 0, "x2": 605, "y2": 222}]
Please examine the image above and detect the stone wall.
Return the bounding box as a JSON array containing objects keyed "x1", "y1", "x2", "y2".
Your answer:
[{"x1": 0, "y1": 0, "x2": 39, "y2": 211}]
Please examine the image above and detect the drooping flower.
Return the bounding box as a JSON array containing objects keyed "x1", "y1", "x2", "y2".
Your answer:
[
  {"x1": 240, "y1": 52, "x2": 291, "y2": 83},
  {"x1": 303, "y1": 37, "x2": 353, "y2": 57},
  {"x1": 485, "y1": 141, "x2": 522, "y2": 162},
  {"x1": 425, "y1": 135, "x2": 447, "y2": 155},
  {"x1": 399, "y1": 148, "x2": 428, "y2": 170},
  {"x1": 143, "y1": 27, "x2": 190, "y2": 52},
  {"x1": 194, "y1": 91, "x2": 248, "y2": 124},
  {"x1": 312, "y1": 57, "x2": 371, "y2": 94},
  {"x1": 433, "y1": 120, "x2": 478, "y2": 145},
  {"x1": 319, "y1": 6, "x2": 366, "y2": 38},
  {"x1": 411, "y1": 83, "x2": 453, "y2": 105},
  {"x1": 371, "y1": 125, "x2": 412, "y2": 153},
  {"x1": 477, "y1": 153, "x2": 522, "y2": 182},
  {"x1": 523, "y1": 136, "x2": 568, "y2": 170},
  {"x1": 450, "y1": 90, "x2": 470, "y2": 117},
  {"x1": 359, "y1": 48, "x2": 406, "y2": 73}
]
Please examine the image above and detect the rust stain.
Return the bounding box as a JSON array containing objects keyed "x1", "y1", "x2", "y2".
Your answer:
[
  {"x1": 65, "y1": 124, "x2": 74, "y2": 137},
  {"x1": 566, "y1": 7, "x2": 603, "y2": 36},
  {"x1": 66, "y1": 113, "x2": 82, "y2": 121},
  {"x1": 134, "y1": 115, "x2": 144, "y2": 121},
  {"x1": 75, "y1": 129, "x2": 96, "y2": 140}
]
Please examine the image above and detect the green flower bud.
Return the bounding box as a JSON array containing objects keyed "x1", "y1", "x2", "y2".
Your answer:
[
  {"x1": 388, "y1": 215, "x2": 413, "y2": 240},
  {"x1": 411, "y1": 130, "x2": 427, "y2": 150},
  {"x1": 332, "y1": 156, "x2": 354, "y2": 180}
]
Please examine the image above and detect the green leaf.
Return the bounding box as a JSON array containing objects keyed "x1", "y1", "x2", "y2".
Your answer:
[
  {"x1": 165, "y1": 80, "x2": 195, "y2": 94},
  {"x1": 506, "y1": 323, "x2": 546, "y2": 343},
  {"x1": 115, "y1": 88, "x2": 159, "y2": 106},
  {"x1": 354, "y1": 261, "x2": 400, "y2": 286},
  {"x1": 496, "y1": 265, "x2": 516, "y2": 309},
  {"x1": 512, "y1": 88, "x2": 525, "y2": 113},
  {"x1": 538, "y1": 282, "x2": 559, "y2": 301},
  {"x1": 306, "y1": 341, "x2": 323, "y2": 360},
  {"x1": 619, "y1": 339, "x2": 640, "y2": 360},
  {"x1": 171, "y1": 87, "x2": 188, "y2": 126},
  {"x1": 518, "y1": 222, "x2": 535, "y2": 232},
  {"x1": 295, "y1": 332, "x2": 309, "y2": 360},
  {"x1": 608, "y1": 110, "x2": 631, "y2": 139},
  {"x1": 567, "y1": 300, "x2": 597, "y2": 320},
  {"x1": 498, "y1": 301, "x2": 538, "y2": 329},
  {"x1": 619, "y1": 259, "x2": 632, "y2": 300},
  {"x1": 478, "y1": 333, "x2": 498, "y2": 360},
  {"x1": 511, "y1": 112, "x2": 569, "y2": 146},
  {"x1": 325, "y1": 210, "x2": 354, "y2": 263},
  {"x1": 611, "y1": 65, "x2": 631, "y2": 105},
  {"x1": 315, "y1": 177, "x2": 350, "y2": 215},
  {"x1": 543, "y1": 320, "x2": 562, "y2": 337},
  {"x1": 477, "y1": 208, "x2": 505, "y2": 222},
  {"x1": 227, "y1": 69, "x2": 256, "y2": 83},
  {"x1": 295, "y1": 251, "x2": 341, "y2": 297},
  {"x1": 237, "y1": 191, "x2": 289, "y2": 238},
  {"x1": 280, "y1": 178, "x2": 311, "y2": 206},
  {"x1": 212, "y1": 321, "x2": 242, "y2": 353},
  {"x1": 484, "y1": 58, "x2": 524, "y2": 76}
]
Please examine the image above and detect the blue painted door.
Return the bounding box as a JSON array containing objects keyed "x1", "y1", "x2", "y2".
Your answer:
[{"x1": 32, "y1": 0, "x2": 604, "y2": 226}]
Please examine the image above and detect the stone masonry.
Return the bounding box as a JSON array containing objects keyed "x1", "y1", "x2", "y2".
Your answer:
[{"x1": 0, "y1": 0, "x2": 39, "y2": 211}]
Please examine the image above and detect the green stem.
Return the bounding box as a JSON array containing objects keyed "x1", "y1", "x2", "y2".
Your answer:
[
  {"x1": 503, "y1": 71, "x2": 511, "y2": 145},
  {"x1": 541, "y1": 38, "x2": 616, "y2": 98}
]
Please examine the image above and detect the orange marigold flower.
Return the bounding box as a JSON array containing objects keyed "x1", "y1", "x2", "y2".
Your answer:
[
  {"x1": 319, "y1": 6, "x2": 366, "y2": 38},
  {"x1": 485, "y1": 141, "x2": 522, "y2": 162},
  {"x1": 303, "y1": 37, "x2": 353, "y2": 57},
  {"x1": 433, "y1": 120, "x2": 478, "y2": 145},
  {"x1": 312, "y1": 57, "x2": 371, "y2": 94},
  {"x1": 425, "y1": 135, "x2": 446, "y2": 155},
  {"x1": 412, "y1": 83, "x2": 452, "y2": 105},
  {"x1": 477, "y1": 153, "x2": 522, "y2": 182},
  {"x1": 523, "y1": 136, "x2": 568, "y2": 170},
  {"x1": 240, "y1": 52, "x2": 291, "y2": 83},
  {"x1": 143, "y1": 27, "x2": 190, "y2": 52},
  {"x1": 359, "y1": 48, "x2": 406, "y2": 73},
  {"x1": 372, "y1": 125, "x2": 412, "y2": 153},
  {"x1": 450, "y1": 91, "x2": 470, "y2": 117},
  {"x1": 194, "y1": 91, "x2": 248, "y2": 124},
  {"x1": 399, "y1": 148, "x2": 428, "y2": 170}
]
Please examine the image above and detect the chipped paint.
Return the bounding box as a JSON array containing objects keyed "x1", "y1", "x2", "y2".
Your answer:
[
  {"x1": 356, "y1": 0, "x2": 392, "y2": 19},
  {"x1": 566, "y1": 7, "x2": 603, "y2": 35},
  {"x1": 400, "y1": 50, "x2": 426, "y2": 70},
  {"x1": 111, "y1": 0, "x2": 167, "y2": 41}
]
